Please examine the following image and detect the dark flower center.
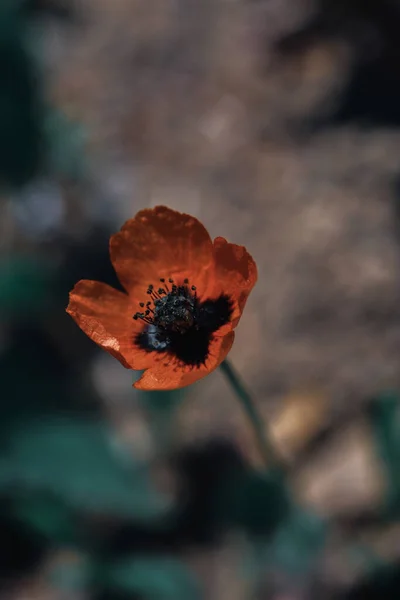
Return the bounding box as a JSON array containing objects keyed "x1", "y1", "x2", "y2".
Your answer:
[{"x1": 134, "y1": 278, "x2": 233, "y2": 367}]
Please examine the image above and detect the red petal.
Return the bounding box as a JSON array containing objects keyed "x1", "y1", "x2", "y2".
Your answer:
[
  {"x1": 110, "y1": 206, "x2": 214, "y2": 300},
  {"x1": 211, "y1": 237, "x2": 257, "y2": 328},
  {"x1": 134, "y1": 331, "x2": 235, "y2": 390},
  {"x1": 66, "y1": 280, "x2": 152, "y2": 369}
]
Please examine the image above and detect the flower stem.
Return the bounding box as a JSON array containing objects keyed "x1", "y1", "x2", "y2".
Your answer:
[{"x1": 220, "y1": 359, "x2": 278, "y2": 468}]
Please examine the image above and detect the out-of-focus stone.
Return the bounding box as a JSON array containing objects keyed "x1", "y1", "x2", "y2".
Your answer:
[
  {"x1": 293, "y1": 420, "x2": 387, "y2": 518},
  {"x1": 269, "y1": 388, "x2": 328, "y2": 461}
]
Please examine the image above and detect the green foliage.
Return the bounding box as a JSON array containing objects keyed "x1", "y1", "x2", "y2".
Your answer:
[
  {"x1": 136, "y1": 389, "x2": 186, "y2": 415},
  {"x1": 0, "y1": 2, "x2": 86, "y2": 190},
  {"x1": 12, "y1": 492, "x2": 80, "y2": 546},
  {"x1": 0, "y1": 255, "x2": 53, "y2": 318},
  {"x1": 0, "y1": 2, "x2": 43, "y2": 188},
  {"x1": 252, "y1": 508, "x2": 327, "y2": 578},
  {"x1": 49, "y1": 555, "x2": 90, "y2": 592},
  {"x1": 369, "y1": 391, "x2": 400, "y2": 516},
  {"x1": 343, "y1": 561, "x2": 400, "y2": 600},
  {"x1": 44, "y1": 109, "x2": 87, "y2": 180},
  {"x1": 268, "y1": 509, "x2": 327, "y2": 574},
  {"x1": 220, "y1": 469, "x2": 290, "y2": 537},
  {"x1": 0, "y1": 416, "x2": 169, "y2": 521},
  {"x1": 0, "y1": 328, "x2": 84, "y2": 420},
  {"x1": 136, "y1": 388, "x2": 186, "y2": 451},
  {"x1": 100, "y1": 556, "x2": 201, "y2": 600}
]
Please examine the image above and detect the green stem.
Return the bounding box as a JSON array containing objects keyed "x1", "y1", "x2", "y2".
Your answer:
[{"x1": 220, "y1": 359, "x2": 278, "y2": 467}]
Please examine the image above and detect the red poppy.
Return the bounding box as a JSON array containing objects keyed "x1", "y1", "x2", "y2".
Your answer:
[{"x1": 66, "y1": 206, "x2": 257, "y2": 390}]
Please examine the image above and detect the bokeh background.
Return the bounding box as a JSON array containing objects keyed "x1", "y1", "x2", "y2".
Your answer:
[{"x1": 1, "y1": 0, "x2": 400, "y2": 598}]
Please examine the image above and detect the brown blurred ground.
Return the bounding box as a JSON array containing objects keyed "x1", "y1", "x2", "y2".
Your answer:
[
  {"x1": 47, "y1": 0, "x2": 400, "y2": 496},
  {"x1": 50, "y1": 0, "x2": 400, "y2": 397}
]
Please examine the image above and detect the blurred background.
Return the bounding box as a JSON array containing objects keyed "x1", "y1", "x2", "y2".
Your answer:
[{"x1": 1, "y1": 0, "x2": 400, "y2": 598}]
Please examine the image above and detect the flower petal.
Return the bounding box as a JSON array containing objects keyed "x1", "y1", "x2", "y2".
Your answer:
[
  {"x1": 66, "y1": 280, "x2": 153, "y2": 369},
  {"x1": 211, "y1": 237, "x2": 257, "y2": 328},
  {"x1": 110, "y1": 206, "x2": 214, "y2": 300},
  {"x1": 134, "y1": 331, "x2": 235, "y2": 391}
]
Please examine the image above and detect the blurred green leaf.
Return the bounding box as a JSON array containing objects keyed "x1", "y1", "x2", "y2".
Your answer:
[
  {"x1": 0, "y1": 5, "x2": 43, "y2": 189},
  {"x1": 369, "y1": 391, "x2": 400, "y2": 516},
  {"x1": 0, "y1": 255, "x2": 53, "y2": 317},
  {"x1": 0, "y1": 0, "x2": 25, "y2": 19},
  {"x1": 135, "y1": 386, "x2": 186, "y2": 453},
  {"x1": 101, "y1": 556, "x2": 201, "y2": 600},
  {"x1": 0, "y1": 327, "x2": 98, "y2": 420},
  {"x1": 342, "y1": 561, "x2": 400, "y2": 600},
  {"x1": 264, "y1": 508, "x2": 327, "y2": 575},
  {"x1": 44, "y1": 109, "x2": 87, "y2": 180},
  {"x1": 0, "y1": 1, "x2": 83, "y2": 190},
  {"x1": 12, "y1": 492, "x2": 80, "y2": 546},
  {"x1": 220, "y1": 469, "x2": 290, "y2": 538},
  {"x1": 346, "y1": 542, "x2": 387, "y2": 577},
  {"x1": 49, "y1": 555, "x2": 90, "y2": 592},
  {"x1": 136, "y1": 389, "x2": 186, "y2": 415},
  {"x1": 0, "y1": 416, "x2": 169, "y2": 521}
]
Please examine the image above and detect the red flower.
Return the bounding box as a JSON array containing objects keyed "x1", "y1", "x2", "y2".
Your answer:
[{"x1": 66, "y1": 206, "x2": 257, "y2": 390}]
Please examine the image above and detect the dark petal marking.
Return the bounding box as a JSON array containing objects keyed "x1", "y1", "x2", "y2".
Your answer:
[{"x1": 197, "y1": 295, "x2": 233, "y2": 333}]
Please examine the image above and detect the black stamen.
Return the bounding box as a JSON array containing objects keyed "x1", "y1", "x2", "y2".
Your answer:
[{"x1": 134, "y1": 279, "x2": 233, "y2": 367}]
